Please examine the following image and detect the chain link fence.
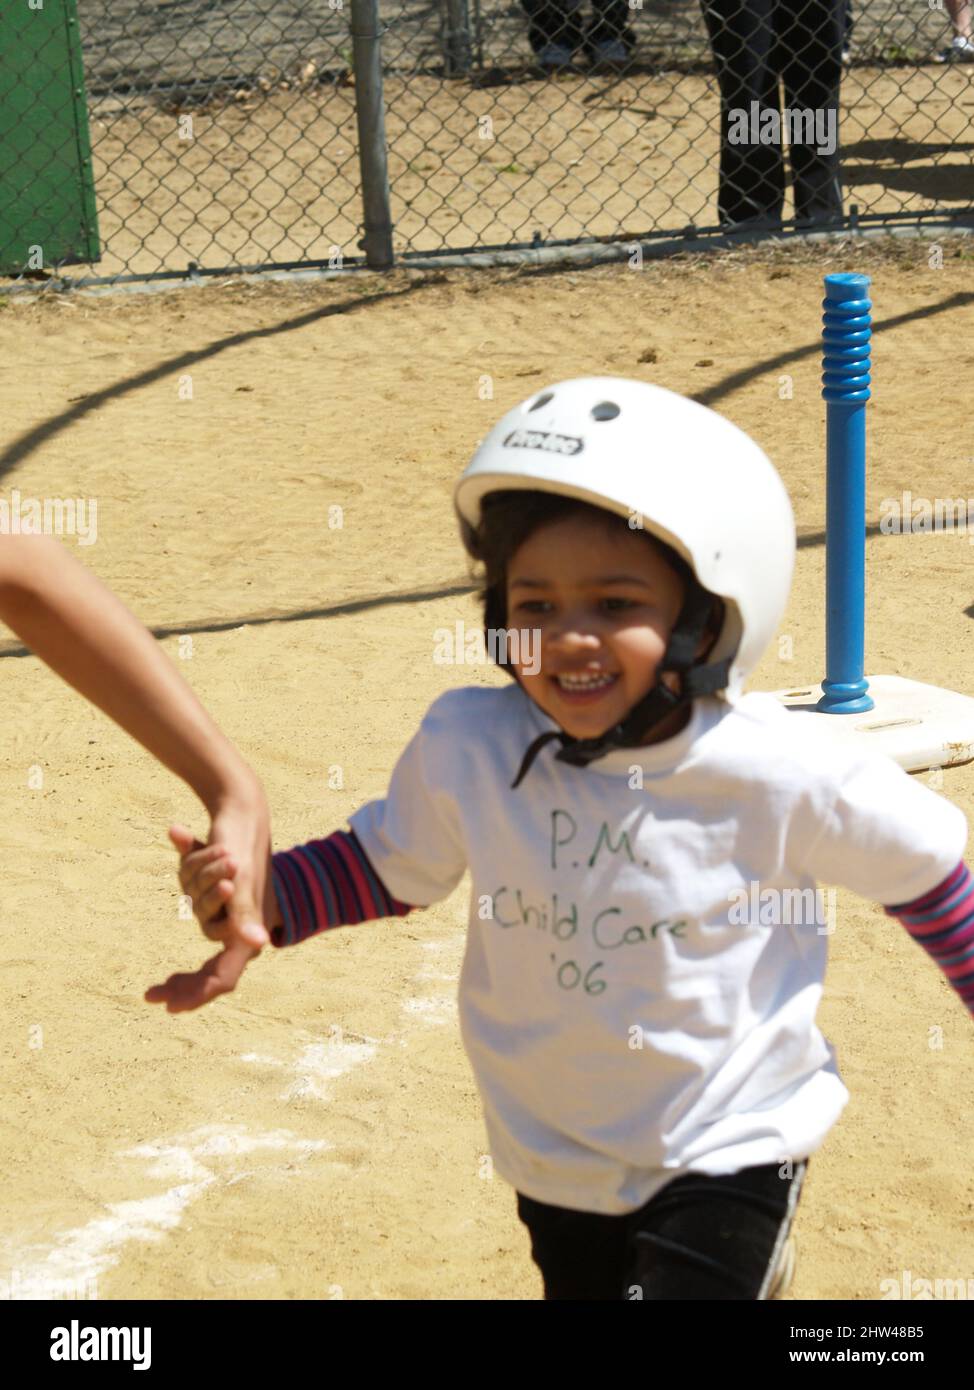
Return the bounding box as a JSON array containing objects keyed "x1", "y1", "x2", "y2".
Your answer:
[{"x1": 2, "y1": 0, "x2": 972, "y2": 285}]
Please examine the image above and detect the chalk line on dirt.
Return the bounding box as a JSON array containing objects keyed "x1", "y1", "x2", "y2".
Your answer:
[{"x1": 0, "y1": 1124, "x2": 328, "y2": 1300}]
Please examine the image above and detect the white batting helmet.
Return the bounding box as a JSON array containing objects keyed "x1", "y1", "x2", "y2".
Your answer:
[{"x1": 454, "y1": 376, "x2": 795, "y2": 704}]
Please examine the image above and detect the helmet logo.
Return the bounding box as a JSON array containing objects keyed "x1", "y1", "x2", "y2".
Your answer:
[{"x1": 503, "y1": 428, "x2": 583, "y2": 456}]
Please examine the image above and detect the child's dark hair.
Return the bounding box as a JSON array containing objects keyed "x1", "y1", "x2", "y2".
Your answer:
[{"x1": 465, "y1": 490, "x2": 724, "y2": 678}]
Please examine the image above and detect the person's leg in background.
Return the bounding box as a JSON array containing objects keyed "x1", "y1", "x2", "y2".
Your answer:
[
  {"x1": 520, "y1": 0, "x2": 588, "y2": 67},
  {"x1": 775, "y1": 0, "x2": 844, "y2": 224},
  {"x1": 699, "y1": 0, "x2": 785, "y2": 228},
  {"x1": 585, "y1": 0, "x2": 637, "y2": 68},
  {"x1": 625, "y1": 1160, "x2": 808, "y2": 1300},
  {"x1": 516, "y1": 1191, "x2": 630, "y2": 1300},
  {"x1": 936, "y1": 0, "x2": 974, "y2": 61}
]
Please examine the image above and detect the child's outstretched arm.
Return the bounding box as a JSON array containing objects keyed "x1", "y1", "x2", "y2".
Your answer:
[
  {"x1": 0, "y1": 534, "x2": 271, "y2": 977},
  {"x1": 884, "y1": 861, "x2": 974, "y2": 1016},
  {"x1": 172, "y1": 829, "x2": 415, "y2": 946},
  {"x1": 150, "y1": 690, "x2": 468, "y2": 1010},
  {"x1": 794, "y1": 747, "x2": 973, "y2": 1019}
]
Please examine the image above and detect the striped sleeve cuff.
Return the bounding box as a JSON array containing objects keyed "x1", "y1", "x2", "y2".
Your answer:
[
  {"x1": 270, "y1": 829, "x2": 416, "y2": 947},
  {"x1": 884, "y1": 861, "x2": 974, "y2": 1014}
]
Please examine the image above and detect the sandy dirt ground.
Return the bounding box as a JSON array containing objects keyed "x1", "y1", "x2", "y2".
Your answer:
[
  {"x1": 0, "y1": 235, "x2": 973, "y2": 1301},
  {"x1": 85, "y1": 62, "x2": 974, "y2": 279}
]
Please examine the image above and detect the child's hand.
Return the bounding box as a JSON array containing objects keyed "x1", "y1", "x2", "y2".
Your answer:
[
  {"x1": 143, "y1": 936, "x2": 260, "y2": 1014},
  {"x1": 145, "y1": 791, "x2": 273, "y2": 1013},
  {"x1": 166, "y1": 830, "x2": 258, "y2": 942}
]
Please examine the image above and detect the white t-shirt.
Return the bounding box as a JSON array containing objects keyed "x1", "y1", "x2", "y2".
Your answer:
[{"x1": 348, "y1": 683, "x2": 968, "y2": 1215}]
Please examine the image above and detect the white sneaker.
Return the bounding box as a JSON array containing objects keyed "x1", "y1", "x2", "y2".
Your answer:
[{"x1": 935, "y1": 35, "x2": 974, "y2": 62}]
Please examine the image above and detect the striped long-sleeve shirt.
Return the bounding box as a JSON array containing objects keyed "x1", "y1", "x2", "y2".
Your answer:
[
  {"x1": 270, "y1": 830, "x2": 416, "y2": 946},
  {"x1": 271, "y1": 833, "x2": 974, "y2": 1018},
  {"x1": 884, "y1": 859, "x2": 974, "y2": 1012}
]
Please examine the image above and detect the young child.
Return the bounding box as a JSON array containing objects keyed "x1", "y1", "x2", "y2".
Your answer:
[
  {"x1": 0, "y1": 532, "x2": 270, "y2": 999},
  {"x1": 157, "y1": 377, "x2": 973, "y2": 1300}
]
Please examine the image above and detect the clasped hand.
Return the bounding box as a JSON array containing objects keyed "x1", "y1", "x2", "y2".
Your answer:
[{"x1": 145, "y1": 793, "x2": 274, "y2": 1014}]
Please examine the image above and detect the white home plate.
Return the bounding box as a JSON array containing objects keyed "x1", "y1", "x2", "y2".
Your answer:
[{"x1": 768, "y1": 675, "x2": 974, "y2": 773}]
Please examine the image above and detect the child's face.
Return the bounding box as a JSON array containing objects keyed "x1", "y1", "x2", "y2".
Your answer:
[{"x1": 506, "y1": 512, "x2": 693, "y2": 745}]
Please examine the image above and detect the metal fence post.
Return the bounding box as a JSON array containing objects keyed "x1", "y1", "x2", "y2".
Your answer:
[
  {"x1": 444, "y1": 0, "x2": 473, "y2": 76},
  {"x1": 350, "y1": 0, "x2": 394, "y2": 270}
]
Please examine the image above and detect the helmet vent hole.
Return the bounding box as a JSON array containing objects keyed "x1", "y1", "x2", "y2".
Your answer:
[
  {"x1": 528, "y1": 392, "x2": 554, "y2": 412},
  {"x1": 591, "y1": 401, "x2": 620, "y2": 421}
]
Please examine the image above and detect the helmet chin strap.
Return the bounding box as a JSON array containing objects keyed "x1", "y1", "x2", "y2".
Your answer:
[{"x1": 510, "y1": 587, "x2": 732, "y2": 790}]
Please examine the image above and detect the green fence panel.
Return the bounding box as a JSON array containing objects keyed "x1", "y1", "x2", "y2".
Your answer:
[{"x1": 0, "y1": 0, "x2": 99, "y2": 274}]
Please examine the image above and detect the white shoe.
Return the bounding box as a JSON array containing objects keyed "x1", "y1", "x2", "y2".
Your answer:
[{"x1": 935, "y1": 35, "x2": 974, "y2": 62}]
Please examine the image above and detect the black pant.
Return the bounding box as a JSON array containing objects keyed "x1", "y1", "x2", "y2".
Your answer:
[
  {"x1": 520, "y1": 0, "x2": 636, "y2": 56},
  {"x1": 699, "y1": 0, "x2": 844, "y2": 225},
  {"x1": 517, "y1": 1159, "x2": 807, "y2": 1300}
]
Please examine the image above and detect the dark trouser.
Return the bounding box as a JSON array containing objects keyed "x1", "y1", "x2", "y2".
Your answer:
[
  {"x1": 520, "y1": 0, "x2": 636, "y2": 56},
  {"x1": 517, "y1": 1159, "x2": 807, "y2": 1300},
  {"x1": 699, "y1": 0, "x2": 844, "y2": 225}
]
